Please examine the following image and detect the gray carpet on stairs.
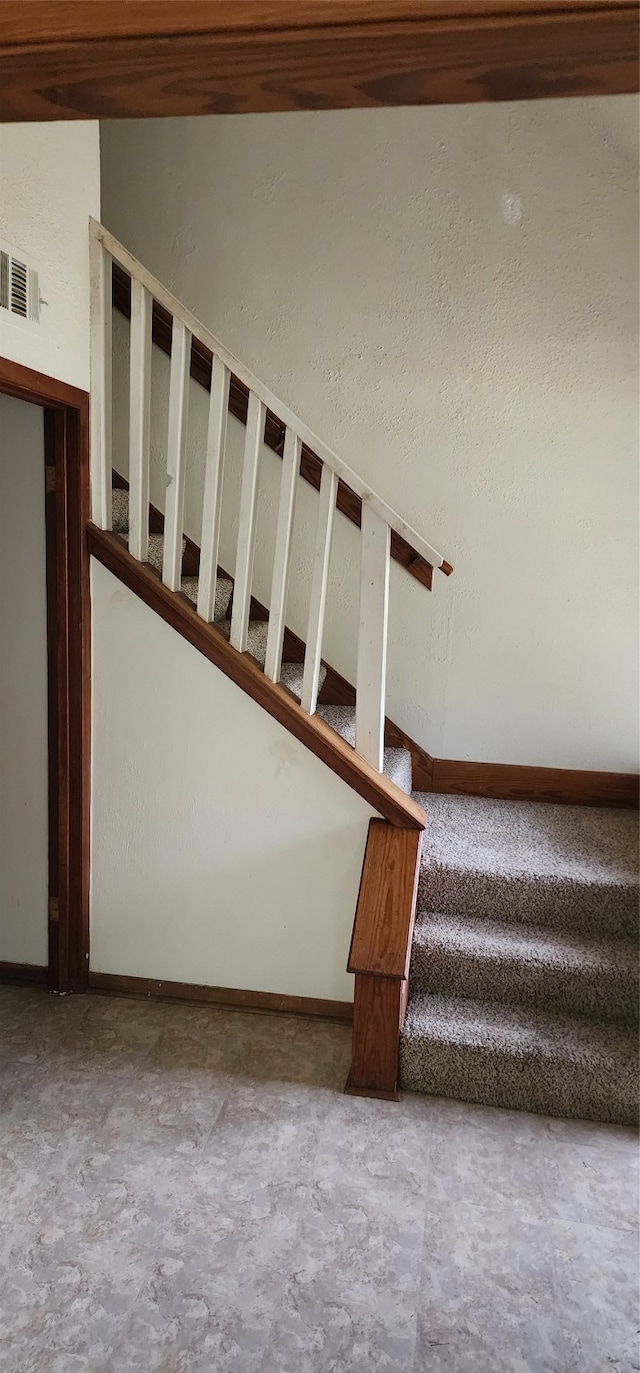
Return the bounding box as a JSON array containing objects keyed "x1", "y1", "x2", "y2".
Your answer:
[
  {"x1": 414, "y1": 793, "x2": 639, "y2": 937},
  {"x1": 402, "y1": 793, "x2": 639, "y2": 1124},
  {"x1": 410, "y1": 911, "x2": 639, "y2": 1023},
  {"x1": 400, "y1": 993, "x2": 638, "y2": 1123},
  {"x1": 316, "y1": 705, "x2": 413, "y2": 795}
]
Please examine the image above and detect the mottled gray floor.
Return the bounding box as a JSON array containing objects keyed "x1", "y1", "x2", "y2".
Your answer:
[{"x1": 1, "y1": 986, "x2": 638, "y2": 1373}]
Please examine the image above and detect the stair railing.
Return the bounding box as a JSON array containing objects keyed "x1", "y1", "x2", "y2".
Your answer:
[{"x1": 89, "y1": 218, "x2": 449, "y2": 775}]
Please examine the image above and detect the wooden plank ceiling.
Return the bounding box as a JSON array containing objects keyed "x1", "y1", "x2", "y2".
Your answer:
[{"x1": 0, "y1": 1, "x2": 637, "y2": 121}]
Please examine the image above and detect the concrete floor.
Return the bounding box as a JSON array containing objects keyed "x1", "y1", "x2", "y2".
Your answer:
[{"x1": 0, "y1": 985, "x2": 637, "y2": 1373}]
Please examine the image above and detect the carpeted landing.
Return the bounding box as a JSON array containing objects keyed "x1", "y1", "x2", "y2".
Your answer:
[
  {"x1": 402, "y1": 795, "x2": 639, "y2": 1124},
  {"x1": 111, "y1": 486, "x2": 639, "y2": 1125}
]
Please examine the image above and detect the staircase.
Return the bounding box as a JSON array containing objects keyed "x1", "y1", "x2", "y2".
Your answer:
[
  {"x1": 109, "y1": 483, "x2": 639, "y2": 1124},
  {"x1": 402, "y1": 794, "x2": 639, "y2": 1123},
  {"x1": 90, "y1": 219, "x2": 638, "y2": 1125}
]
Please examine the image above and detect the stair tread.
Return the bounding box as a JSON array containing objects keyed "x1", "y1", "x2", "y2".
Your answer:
[
  {"x1": 217, "y1": 619, "x2": 327, "y2": 701},
  {"x1": 409, "y1": 911, "x2": 639, "y2": 1024},
  {"x1": 413, "y1": 910, "x2": 640, "y2": 974},
  {"x1": 413, "y1": 792, "x2": 638, "y2": 887},
  {"x1": 400, "y1": 991, "x2": 639, "y2": 1121},
  {"x1": 402, "y1": 991, "x2": 639, "y2": 1067},
  {"x1": 413, "y1": 792, "x2": 638, "y2": 938},
  {"x1": 181, "y1": 574, "x2": 233, "y2": 623},
  {"x1": 317, "y1": 705, "x2": 412, "y2": 795},
  {"x1": 112, "y1": 487, "x2": 129, "y2": 534},
  {"x1": 316, "y1": 704, "x2": 357, "y2": 746}
]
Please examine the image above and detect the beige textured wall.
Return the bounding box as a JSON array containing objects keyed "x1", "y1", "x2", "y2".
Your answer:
[
  {"x1": 91, "y1": 560, "x2": 374, "y2": 1000},
  {"x1": 101, "y1": 100, "x2": 639, "y2": 771},
  {"x1": 0, "y1": 122, "x2": 100, "y2": 389}
]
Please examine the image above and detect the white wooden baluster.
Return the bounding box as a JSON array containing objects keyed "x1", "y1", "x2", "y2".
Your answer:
[
  {"x1": 89, "y1": 235, "x2": 112, "y2": 529},
  {"x1": 163, "y1": 319, "x2": 191, "y2": 591},
  {"x1": 230, "y1": 392, "x2": 266, "y2": 651},
  {"x1": 301, "y1": 464, "x2": 338, "y2": 715},
  {"x1": 197, "y1": 357, "x2": 230, "y2": 621},
  {"x1": 264, "y1": 427, "x2": 301, "y2": 682},
  {"x1": 356, "y1": 501, "x2": 390, "y2": 771},
  {"x1": 128, "y1": 278, "x2": 152, "y2": 562}
]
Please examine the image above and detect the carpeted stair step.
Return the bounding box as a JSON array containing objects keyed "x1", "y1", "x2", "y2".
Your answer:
[
  {"x1": 317, "y1": 705, "x2": 413, "y2": 795},
  {"x1": 399, "y1": 992, "x2": 639, "y2": 1124},
  {"x1": 112, "y1": 488, "x2": 130, "y2": 534},
  {"x1": 180, "y1": 575, "x2": 233, "y2": 624},
  {"x1": 410, "y1": 911, "x2": 639, "y2": 1025},
  {"x1": 111, "y1": 489, "x2": 232, "y2": 620},
  {"x1": 414, "y1": 793, "x2": 639, "y2": 938},
  {"x1": 217, "y1": 618, "x2": 327, "y2": 702}
]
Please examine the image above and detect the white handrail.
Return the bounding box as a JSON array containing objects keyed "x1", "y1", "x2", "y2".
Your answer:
[{"x1": 90, "y1": 219, "x2": 446, "y2": 572}]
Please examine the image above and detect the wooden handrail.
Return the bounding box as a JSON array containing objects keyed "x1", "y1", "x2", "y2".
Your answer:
[
  {"x1": 346, "y1": 818, "x2": 422, "y2": 1098},
  {"x1": 88, "y1": 524, "x2": 427, "y2": 832},
  {"x1": 111, "y1": 260, "x2": 447, "y2": 592}
]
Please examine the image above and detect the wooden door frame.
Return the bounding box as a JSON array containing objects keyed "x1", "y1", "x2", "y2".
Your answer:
[{"x1": 0, "y1": 357, "x2": 90, "y2": 994}]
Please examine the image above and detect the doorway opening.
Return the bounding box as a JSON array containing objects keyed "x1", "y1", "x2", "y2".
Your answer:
[{"x1": 0, "y1": 358, "x2": 90, "y2": 992}]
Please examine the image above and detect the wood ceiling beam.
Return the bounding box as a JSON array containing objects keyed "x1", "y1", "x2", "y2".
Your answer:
[{"x1": 0, "y1": 2, "x2": 636, "y2": 122}]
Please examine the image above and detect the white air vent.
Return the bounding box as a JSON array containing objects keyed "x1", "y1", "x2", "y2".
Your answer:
[{"x1": 0, "y1": 240, "x2": 40, "y2": 325}]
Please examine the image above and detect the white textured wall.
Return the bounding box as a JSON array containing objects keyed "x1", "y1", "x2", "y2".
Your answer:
[
  {"x1": 91, "y1": 559, "x2": 375, "y2": 1001},
  {"x1": 0, "y1": 122, "x2": 100, "y2": 389},
  {"x1": 0, "y1": 395, "x2": 48, "y2": 966},
  {"x1": 101, "y1": 100, "x2": 639, "y2": 773}
]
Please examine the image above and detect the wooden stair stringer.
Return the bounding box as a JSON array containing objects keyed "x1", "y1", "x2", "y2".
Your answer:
[{"x1": 88, "y1": 524, "x2": 426, "y2": 831}]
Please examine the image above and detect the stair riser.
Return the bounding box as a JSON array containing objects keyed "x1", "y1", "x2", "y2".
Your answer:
[
  {"x1": 409, "y1": 945, "x2": 639, "y2": 1026},
  {"x1": 399, "y1": 1040, "x2": 639, "y2": 1125},
  {"x1": 418, "y1": 868, "x2": 639, "y2": 939}
]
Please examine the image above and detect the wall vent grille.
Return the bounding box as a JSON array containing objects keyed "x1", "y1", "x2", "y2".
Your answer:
[{"x1": 0, "y1": 244, "x2": 40, "y2": 324}]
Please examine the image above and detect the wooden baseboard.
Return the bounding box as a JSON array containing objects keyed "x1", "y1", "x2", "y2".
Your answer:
[
  {"x1": 0, "y1": 961, "x2": 49, "y2": 987},
  {"x1": 428, "y1": 760, "x2": 639, "y2": 809},
  {"x1": 88, "y1": 972, "x2": 353, "y2": 1023}
]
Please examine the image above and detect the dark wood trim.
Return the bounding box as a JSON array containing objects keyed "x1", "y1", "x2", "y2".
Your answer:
[
  {"x1": 0, "y1": 961, "x2": 49, "y2": 987},
  {"x1": 0, "y1": 357, "x2": 88, "y2": 411},
  {"x1": 88, "y1": 971, "x2": 353, "y2": 1023},
  {"x1": 111, "y1": 264, "x2": 438, "y2": 592},
  {"x1": 0, "y1": 3, "x2": 636, "y2": 121},
  {"x1": 88, "y1": 524, "x2": 426, "y2": 831},
  {"x1": 44, "y1": 410, "x2": 60, "y2": 946},
  {"x1": 427, "y1": 759, "x2": 640, "y2": 809},
  {"x1": 348, "y1": 820, "x2": 422, "y2": 981},
  {"x1": 346, "y1": 974, "x2": 405, "y2": 1100},
  {"x1": 346, "y1": 818, "x2": 422, "y2": 1096},
  {"x1": 0, "y1": 357, "x2": 91, "y2": 993}
]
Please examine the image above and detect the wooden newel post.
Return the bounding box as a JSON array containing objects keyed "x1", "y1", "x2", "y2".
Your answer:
[{"x1": 346, "y1": 818, "x2": 422, "y2": 1099}]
